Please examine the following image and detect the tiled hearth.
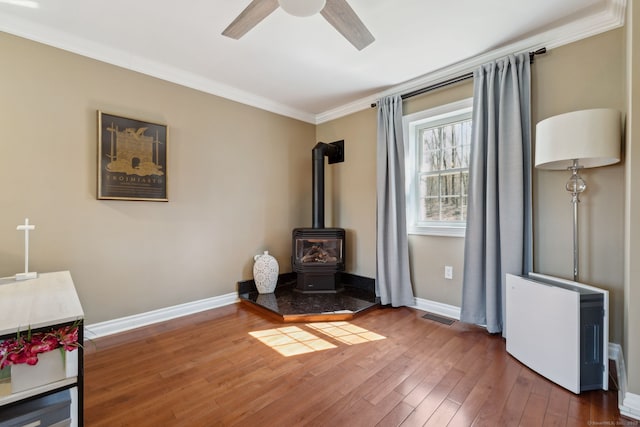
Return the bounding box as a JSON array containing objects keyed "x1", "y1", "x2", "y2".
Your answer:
[{"x1": 238, "y1": 272, "x2": 380, "y2": 322}]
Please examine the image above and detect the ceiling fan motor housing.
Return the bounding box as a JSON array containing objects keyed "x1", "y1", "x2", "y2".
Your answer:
[{"x1": 278, "y1": 0, "x2": 326, "y2": 17}]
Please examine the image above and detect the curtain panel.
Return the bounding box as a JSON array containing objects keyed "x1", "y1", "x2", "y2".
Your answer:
[
  {"x1": 376, "y1": 95, "x2": 415, "y2": 307},
  {"x1": 460, "y1": 53, "x2": 533, "y2": 334}
]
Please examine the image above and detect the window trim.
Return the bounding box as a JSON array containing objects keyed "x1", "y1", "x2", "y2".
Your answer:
[{"x1": 403, "y1": 98, "x2": 473, "y2": 238}]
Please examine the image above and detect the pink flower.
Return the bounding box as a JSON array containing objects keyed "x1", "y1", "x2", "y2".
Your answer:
[
  {"x1": 29, "y1": 335, "x2": 58, "y2": 354},
  {"x1": 59, "y1": 327, "x2": 79, "y2": 351},
  {"x1": 0, "y1": 322, "x2": 80, "y2": 368}
]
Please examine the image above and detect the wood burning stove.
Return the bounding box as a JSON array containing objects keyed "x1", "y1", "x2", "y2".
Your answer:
[
  {"x1": 292, "y1": 228, "x2": 345, "y2": 292},
  {"x1": 293, "y1": 140, "x2": 345, "y2": 293}
]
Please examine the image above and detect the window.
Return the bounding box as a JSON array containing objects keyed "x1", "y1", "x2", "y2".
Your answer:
[{"x1": 403, "y1": 99, "x2": 472, "y2": 237}]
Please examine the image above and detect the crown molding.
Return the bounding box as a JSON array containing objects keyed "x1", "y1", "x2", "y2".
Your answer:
[
  {"x1": 0, "y1": 12, "x2": 317, "y2": 124},
  {"x1": 315, "y1": 0, "x2": 627, "y2": 124},
  {"x1": 0, "y1": 0, "x2": 626, "y2": 126}
]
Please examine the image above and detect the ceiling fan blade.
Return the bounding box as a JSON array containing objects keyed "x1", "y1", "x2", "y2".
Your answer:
[
  {"x1": 222, "y1": 0, "x2": 279, "y2": 39},
  {"x1": 320, "y1": 0, "x2": 375, "y2": 50}
]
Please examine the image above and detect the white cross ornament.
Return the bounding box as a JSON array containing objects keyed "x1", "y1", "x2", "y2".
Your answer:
[{"x1": 16, "y1": 218, "x2": 37, "y2": 280}]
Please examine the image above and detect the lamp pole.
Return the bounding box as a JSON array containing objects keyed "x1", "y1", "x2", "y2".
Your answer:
[{"x1": 566, "y1": 159, "x2": 586, "y2": 282}]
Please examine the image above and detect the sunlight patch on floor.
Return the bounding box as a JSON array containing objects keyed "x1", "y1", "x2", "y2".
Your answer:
[
  {"x1": 249, "y1": 326, "x2": 337, "y2": 357},
  {"x1": 306, "y1": 321, "x2": 386, "y2": 345},
  {"x1": 250, "y1": 322, "x2": 386, "y2": 356}
]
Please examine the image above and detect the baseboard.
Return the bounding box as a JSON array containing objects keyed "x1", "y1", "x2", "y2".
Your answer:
[
  {"x1": 84, "y1": 292, "x2": 238, "y2": 340},
  {"x1": 411, "y1": 297, "x2": 461, "y2": 320},
  {"x1": 622, "y1": 393, "x2": 640, "y2": 421},
  {"x1": 610, "y1": 343, "x2": 640, "y2": 421}
]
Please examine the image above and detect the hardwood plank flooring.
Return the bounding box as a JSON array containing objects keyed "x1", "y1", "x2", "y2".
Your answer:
[{"x1": 84, "y1": 304, "x2": 637, "y2": 426}]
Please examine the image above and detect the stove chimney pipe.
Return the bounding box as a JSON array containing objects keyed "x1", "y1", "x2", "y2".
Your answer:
[{"x1": 312, "y1": 140, "x2": 344, "y2": 229}]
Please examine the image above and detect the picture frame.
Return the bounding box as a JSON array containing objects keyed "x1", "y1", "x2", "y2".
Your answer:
[{"x1": 97, "y1": 111, "x2": 168, "y2": 201}]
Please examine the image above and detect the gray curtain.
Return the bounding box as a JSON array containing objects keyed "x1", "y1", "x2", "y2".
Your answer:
[
  {"x1": 461, "y1": 53, "x2": 533, "y2": 334},
  {"x1": 376, "y1": 95, "x2": 415, "y2": 307}
]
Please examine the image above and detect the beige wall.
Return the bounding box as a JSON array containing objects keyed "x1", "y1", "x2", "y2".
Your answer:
[
  {"x1": 626, "y1": 0, "x2": 640, "y2": 397},
  {"x1": 316, "y1": 82, "x2": 473, "y2": 306},
  {"x1": 318, "y1": 29, "x2": 628, "y2": 344},
  {"x1": 533, "y1": 28, "x2": 626, "y2": 343},
  {"x1": 315, "y1": 108, "x2": 378, "y2": 275},
  {"x1": 0, "y1": 33, "x2": 315, "y2": 324}
]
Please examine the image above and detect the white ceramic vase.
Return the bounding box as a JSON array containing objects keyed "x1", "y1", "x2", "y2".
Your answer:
[{"x1": 253, "y1": 251, "x2": 279, "y2": 294}]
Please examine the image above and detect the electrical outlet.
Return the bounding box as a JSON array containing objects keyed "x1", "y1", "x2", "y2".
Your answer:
[{"x1": 444, "y1": 266, "x2": 453, "y2": 280}]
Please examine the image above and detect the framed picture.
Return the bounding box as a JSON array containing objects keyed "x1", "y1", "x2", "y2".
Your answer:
[{"x1": 97, "y1": 111, "x2": 168, "y2": 201}]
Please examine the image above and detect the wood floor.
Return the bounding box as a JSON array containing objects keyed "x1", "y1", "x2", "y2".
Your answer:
[{"x1": 84, "y1": 304, "x2": 636, "y2": 426}]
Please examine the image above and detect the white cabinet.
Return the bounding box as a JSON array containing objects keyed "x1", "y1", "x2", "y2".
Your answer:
[
  {"x1": 0, "y1": 271, "x2": 84, "y2": 426},
  {"x1": 506, "y1": 273, "x2": 608, "y2": 394}
]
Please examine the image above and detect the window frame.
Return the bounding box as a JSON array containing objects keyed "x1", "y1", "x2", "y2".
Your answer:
[{"x1": 403, "y1": 98, "x2": 473, "y2": 237}]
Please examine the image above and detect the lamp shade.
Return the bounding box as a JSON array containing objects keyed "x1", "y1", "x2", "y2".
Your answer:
[
  {"x1": 535, "y1": 108, "x2": 621, "y2": 170},
  {"x1": 278, "y1": 0, "x2": 326, "y2": 17}
]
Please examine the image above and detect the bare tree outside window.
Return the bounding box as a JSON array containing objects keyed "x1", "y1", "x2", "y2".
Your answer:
[
  {"x1": 404, "y1": 98, "x2": 472, "y2": 236},
  {"x1": 417, "y1": 119, "x2": 472, "y2": 222}
]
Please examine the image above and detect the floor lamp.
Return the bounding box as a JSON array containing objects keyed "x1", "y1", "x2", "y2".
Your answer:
[{"x1": 535, "y1": 108, "x2": 621, "y2": 282}]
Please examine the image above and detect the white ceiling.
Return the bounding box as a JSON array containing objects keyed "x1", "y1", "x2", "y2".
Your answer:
[{"x1": 0, "y1": 0, "x2": 626, "y2": 123}]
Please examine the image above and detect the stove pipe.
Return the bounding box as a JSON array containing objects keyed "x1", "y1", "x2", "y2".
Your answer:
[{"x1": 312, "y1": 141, "x2": 344, "y2": 229}]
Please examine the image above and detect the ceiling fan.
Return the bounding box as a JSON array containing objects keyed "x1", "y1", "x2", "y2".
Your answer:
[{"x1": 222, "y1": 0, "x2": 375, "y2": 51}]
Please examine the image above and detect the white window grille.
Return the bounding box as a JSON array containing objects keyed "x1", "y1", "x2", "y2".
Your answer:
[{"x1": 403, "y1": 98, "x2": 472, "y2": 237}]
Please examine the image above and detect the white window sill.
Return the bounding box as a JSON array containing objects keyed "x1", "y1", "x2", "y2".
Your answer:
[{"x1": 408, "y1": 226, "x2": 466, "y2": 238}]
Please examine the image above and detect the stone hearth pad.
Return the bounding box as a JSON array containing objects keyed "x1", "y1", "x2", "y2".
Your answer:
[{"x1": 238, "y1": 274, "x2": 379, "y2": 322}]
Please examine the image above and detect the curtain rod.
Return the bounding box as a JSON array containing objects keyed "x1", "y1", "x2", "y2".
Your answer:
[{"x1": 371, "y1": 47, "x2": 547, "y2": 108}]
